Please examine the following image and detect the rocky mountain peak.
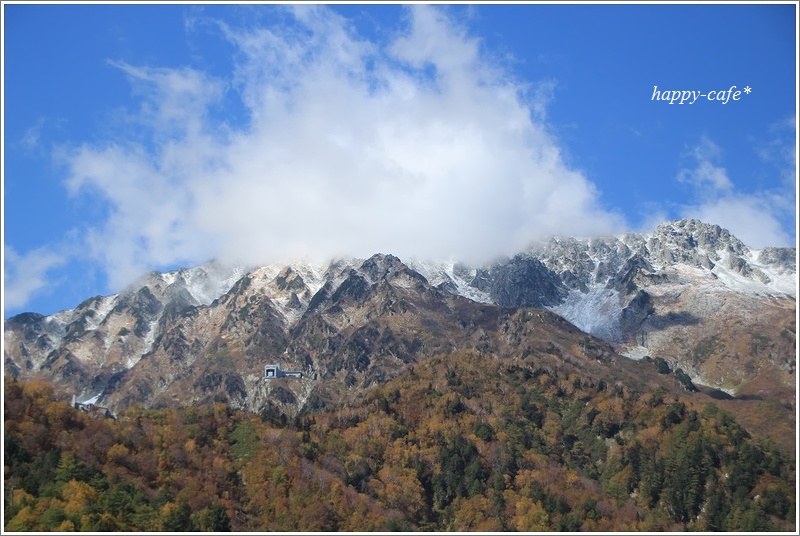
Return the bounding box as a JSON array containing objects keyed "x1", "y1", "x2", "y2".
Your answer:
[
  {"x1": 359, "y1": 253, "x2": 416, "y2": 283},
  {"x1": 487, "y1": 254, "x2": 568, "y2": 308},
  {"x1": 4, "y1": 219, "x2": 795, "y2": 420},
  {"x1": 757, "y1": 247, "x2": 796, "y2": 273},
  {"x1": 648, "y1": 218, "x2": 748, "y2": 266},
  {"x1": 274, "y1": 266, "x2": 307, "y2": 292}
]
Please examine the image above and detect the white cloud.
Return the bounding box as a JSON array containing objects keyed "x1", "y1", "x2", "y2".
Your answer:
[
  {"x1": 676, "y1": 136, "x2": 733, "y2": 193},
  {"x1": 634, "y1": 202, "x2": 670, "y2": 235},
  {"x1": 3, "y1": 245, "x2": 67, "y2": 313},
  {"x1": 676, "y1": 134, "x2": 795, "y2": 248},
  {"x1": 680, "y1": 195, "x2": 792, "y2": 249},
  {"x1": 529, "y1": 78, "x2": 558, "y2": 121},
  {"x1": 756, "y1": 115, "x2": 797, "y2": 188},
  {"x1": 106, "y1": 60, "x2": 226, "y2": 141},
  {"x1": 61, "y1": 4, "x2": 625, "y2": 291},
  {"x1": 20, "y1": 119, "x2": 44, "y2": 151}
]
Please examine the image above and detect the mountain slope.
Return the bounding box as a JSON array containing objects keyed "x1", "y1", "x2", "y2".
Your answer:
[
  {"x1": 4, "y1": 348, "x2": 796, "y2": 531},
  {"x1": 3, "y1": 219, "x2": 796, "y2": 452},
  {"x1": 413, "y1": 219, "x2": 796, "y2": 397}
]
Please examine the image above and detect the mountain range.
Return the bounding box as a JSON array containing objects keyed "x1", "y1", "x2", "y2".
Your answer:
[{"x1": 3, "y1": 219, "x2": 796, "y2": 449}]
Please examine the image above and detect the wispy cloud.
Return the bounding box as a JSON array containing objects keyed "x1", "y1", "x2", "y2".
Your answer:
[
  {"x1": 58, "y1": 4, "x2": 625, "y2": 291},
  {"x1": 19, "y1": 119, "x2": 45, "y2": 152},
  {"x1": 683, "y1": 195, "x2": 792, "y2": 249},
  {"x1": 755, "y1": 115, "x2": 797, "y2": 187},
  {"x1": 676, "y1": 136, "x2": 733, "y2": 193},
  {"x1": 3, "y1": 245, "x2": 67, "y2": 313},
  {"x1": 676, "y1": 134, "x2": 795, "y2": 248}
]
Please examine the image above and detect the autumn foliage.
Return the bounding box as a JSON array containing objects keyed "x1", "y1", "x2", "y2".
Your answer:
[{"x1": 4, "y1": 349, "x2": 796, "y2": 531}]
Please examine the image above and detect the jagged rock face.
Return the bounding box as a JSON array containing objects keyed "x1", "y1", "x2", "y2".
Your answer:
[
  {"x1": 2, "y1": 253, "x2": 490, "y2": 414},
  {"x1": 538, "y1": 220, "x2": 795, "y2": 397},
  {"x1": 414, "y1": 219, "x2": 796, "y2": 396},
  {"x1": 4, "y1": 219, "x2": 796, "y2": 415},
  {"x1": 3, "y1": 262, "x2": 245, "y2": 403},
  {"x1": 758, "y1": 247, "x2": 796, "y2": 271},
  {"x1": 486, "y1": 255, "x2": 568, "y2": 308}
]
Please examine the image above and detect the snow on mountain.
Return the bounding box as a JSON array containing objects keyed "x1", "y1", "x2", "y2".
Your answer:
[
  {"x1": 407, "y1": 258, "x2": 492, "y2": 304},
  {"x1": 157, "y1": 261, "x2": 246, "y2": 306},
  {"x1": 237, "y1": 260, "x2": 334, "y2": 327},
  {"x1": 531, "y1": 220, "x2": 794, "y2": 303},
  {"x1": 4, "y1": 219, "x2": 795, "y2": 405},
  {"x1": 549, "y1": 287, "x2": 623, "y2": 342},
  {"x1": 406, "y1": 219, "x2": 795, "y2": 396}
]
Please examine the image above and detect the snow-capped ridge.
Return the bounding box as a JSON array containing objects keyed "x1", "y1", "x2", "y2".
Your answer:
[{"x1": 5, "y1": 218, "x2": 794, "y2": 403}]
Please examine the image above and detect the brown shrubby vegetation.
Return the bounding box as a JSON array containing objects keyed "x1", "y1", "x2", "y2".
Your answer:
[{"x1": 4, "y1": 349, "x2": 796, "y2": 531}]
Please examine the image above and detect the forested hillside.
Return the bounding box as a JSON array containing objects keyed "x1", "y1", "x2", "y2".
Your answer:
[{"x1": 4, "y1": 349, "x2": 795, "y2": 532}]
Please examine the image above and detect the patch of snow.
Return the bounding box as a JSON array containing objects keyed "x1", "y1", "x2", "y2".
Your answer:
[
  {"x1": 454, "y1": 282, "x2": 492, "y2": 304},
  {"x1": 39, "y1": 315, "x2": 69, "y2": 348},
  {"x1": 182, "y1": 263, "x2": 246, "y2": 305},
  {"x1": 692, "y1": 372, "x2": 737, "y2": 396},
  {"x1": 133, "y1": 318, "x2": 161, "y2": 367},
  {"x1": 289, "y1": 261, "x2": 328, "y2": 296},
  {"x1": 407, "y1": 258, "x2": 452, "y2": 286},
  {"x1": 78, "y1": 392, "x2": 103, "y2": 405},
  {"x1": 126, "y1": 353, "x2": 142, "y2": 370},
  {"x1": 389, "y1": 273, "x2": 417, "y2": 291},
  {"x1": 243, "y1": 259, "x2": 346, "y2": 328},
  {"x1": 279, "y1": 307, "x2": 305, "y2": 327},
  {"x1": 85, "y1": 295, "x2": 116, "y2": 331},
  {"x1": 329, "y1": 258, "x2": 362, "y2": 287},
  {"x1": 621, "y1": 345, "x2": 651, "y2": 361},
  {"x1": 408, "y1": 258, "x2": 492, "y2": 304},
  {"x1": 709, "y1": 252, "x2": 796, "y2": 298},
  {"x1": 161, "y1": 271, "x2": 178, "y2": 286},
  {"x1": 48, "y1": 309, "x2": 77, "y2": 331},
  {"x1": 549, "y1": 287, "x2": 623, "y2": 342},
  {"x1": 48, "y1": 310, "x2": 71, "y2": 323},
  {"x1": 103, "y1": 332, "x2": 116, "y2": 352},
  {"x1": 745, "y1": 249, "x2": 797, "y2": 297},
  {"x1": 268, "y1": 290, "x2": 305, "y2": 327}
]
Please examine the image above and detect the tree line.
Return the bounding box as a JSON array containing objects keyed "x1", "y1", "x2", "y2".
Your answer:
[{"x1": 3, "y1": 351, "x2": 796, "y2": 531}]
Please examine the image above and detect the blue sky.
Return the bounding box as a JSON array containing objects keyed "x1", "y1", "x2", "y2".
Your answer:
[{"x1": 2, "y1": 2, "x2": 797, "y2": 318}]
